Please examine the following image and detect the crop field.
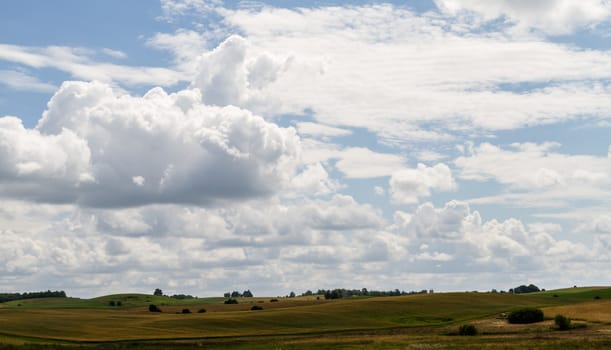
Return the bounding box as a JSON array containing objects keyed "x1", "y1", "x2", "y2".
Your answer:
[{"x1": 0, "y1": 287, "x2": 610, "y2": 349}]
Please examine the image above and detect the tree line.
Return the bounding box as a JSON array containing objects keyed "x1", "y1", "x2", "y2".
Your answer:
[
  {"x1": 224, "y1": 290, "x2": 254, "y2": 298},
  {"x1": 153, "y1": 289, "x2": 198, "y2": 300},
  {"x1": 0, "y1": 290, "x2": 67, "y2": 303},
  {"x1": 309, "y1": 288, "x2": 433, "y2": 299}
]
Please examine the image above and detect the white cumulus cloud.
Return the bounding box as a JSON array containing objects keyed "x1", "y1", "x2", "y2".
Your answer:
[
  {"x1": 390, "y1": 163, "x2": 456, "y2": 204},
  {"x1": 0, "y1": 80, "x2": 300, "y2": 207}
]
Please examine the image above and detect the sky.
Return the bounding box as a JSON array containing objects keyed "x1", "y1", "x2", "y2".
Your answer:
[{"x1": 1, "y1": 0, "x2": 610, "y2": 298}]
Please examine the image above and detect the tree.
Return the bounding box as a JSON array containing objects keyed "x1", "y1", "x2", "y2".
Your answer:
[
  {"x1": 243, "y1": 290, "x2": 253, "y2": 298},
  {"x1": 289, "y1": 291, "x2": 296, "y2": 298},
  {"x1": 554, "y1": 314, "x2": 571, "y2": 330},
  {"x1": 149, "y1": 304, "x2": 162, "y2": 312},
  {"x1": 231, "y1": 291, "x2": 241, "y2": 298},
  {"x1": 153, "y1": 288, "x2": 163, "y2": 296},
  {"x1": 512, "y1": 284, "x2": 540, "y2": 294},
  {"x1": 224, "y1": 292, "x2": 230, "y2": 298},
  {"x1": 458, "y1": 324, "x2": 478, "y2": 336}
]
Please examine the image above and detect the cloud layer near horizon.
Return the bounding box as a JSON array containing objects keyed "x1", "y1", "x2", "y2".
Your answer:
[{"x1": 3, "y1": 197, "x2": 606, "y2": 297}]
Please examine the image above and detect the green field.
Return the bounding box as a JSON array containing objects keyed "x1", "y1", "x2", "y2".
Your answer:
[{"x1": 1, "y1": 287, "x2": 610, "y2": 349}]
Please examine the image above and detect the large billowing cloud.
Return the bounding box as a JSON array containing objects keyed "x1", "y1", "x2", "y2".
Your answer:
[
  {"x1": 0, "y1": 81, "x2": 300, "y2": 207},
  {"x1": 0, "y1": 117, "x2": 93, "y2": 203}
]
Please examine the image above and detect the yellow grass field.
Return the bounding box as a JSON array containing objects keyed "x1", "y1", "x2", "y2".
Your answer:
[{"x1": 543, "y1": 300, "x2": 611, "y2": 323}]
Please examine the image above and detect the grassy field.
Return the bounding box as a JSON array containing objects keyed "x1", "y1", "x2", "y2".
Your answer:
[
  {"x1": 0, "y1": 287, "x2": 610, "y2": 349},
  {"x1": 1, "y1": 294, "x2": 227, "y2": 309}
]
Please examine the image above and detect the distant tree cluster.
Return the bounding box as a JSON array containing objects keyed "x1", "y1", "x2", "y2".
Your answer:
[
  {"x1": 169, "y1": 294, "x2": 196, "y2": 300},
  {"x1": 223, "y1": 290, "x2": 253, "y2": 298},
  {"x1": 0, "y1": 290, "x2": 67, "y2": 303},
  {"x1": 313, "y1": 288, "x2": 431, "y2": 299},
  {"x1": 152, "y1": 289, "x2": 197, "y2": 300},
  {"x1": 510, "y1": 284, "x2": 541, "y2": 294}
]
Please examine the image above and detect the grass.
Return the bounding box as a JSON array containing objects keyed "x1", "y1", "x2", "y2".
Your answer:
[
  {"x1": 0, "y1": 292, "x2": 563, "y2": 341},
  {"x1": 533, "y1": 287, "x2": 611, "y2": 303},
  {"x1": 543, "y1": 300, "x2": 611, "y2": 323},
  {"x1": 1, "y1": 287, "x2": 610, "y2": 349},
  {"x1": 2, "y1": 294, "x2": 226, "y2": 309}
]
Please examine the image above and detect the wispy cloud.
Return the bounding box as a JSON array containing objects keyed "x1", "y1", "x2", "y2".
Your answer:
[
  {"x1": 0, "y1": 69, "x2": 56, "y2": 93},
  {"x1": 0, "y1": 44, "x2": 184, "y2": 87}
]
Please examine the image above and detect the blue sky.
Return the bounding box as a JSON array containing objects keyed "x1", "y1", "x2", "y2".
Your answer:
[{"x1": 1, "y1": 0, "x2": 611, "y2": 297}]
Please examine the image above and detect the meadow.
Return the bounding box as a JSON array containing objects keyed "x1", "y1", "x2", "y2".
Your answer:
[{"x1": 0, "y1": 287, "x2": 610, "y2": 349}]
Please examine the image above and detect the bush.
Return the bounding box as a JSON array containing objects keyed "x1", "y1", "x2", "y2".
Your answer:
[
  {"x1": 224, "y1": 298, "x2": 238, "y2": 304},
  {"x1": 270, "y1": 298, "x2": 279, "y2": 302},
  {"x1": 109, "y1": 301, "x2": 116, "y2": 307},
  {"x1": 197, "y1": 308, "x2": 207, "y2": 313},
  {"x1": 458, "y1": 324, "x2": 478, "y2": 336},
  {"x1": 251, "y1": 305, "x2": 264, "y2": 311},
  {"x1": 181, "y1": 308, "x2": 191, "y2": 314},
  {"x1": 594, "y1": 295, "x2": 601, "y2": 300},
  {"x1": 148, "y1": 304, "x2": 162, "y2": 312},
  {"x1": 555, "y1": 314, "x2": 571, "y2": 330},
  {"x1": 507, "y1": 308, "x2": 544, "y2": 324}
]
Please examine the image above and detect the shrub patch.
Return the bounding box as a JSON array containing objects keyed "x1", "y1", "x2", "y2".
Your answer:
[{"x1": 507, "y1": 308, "x2": 544, "y2": 324}]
